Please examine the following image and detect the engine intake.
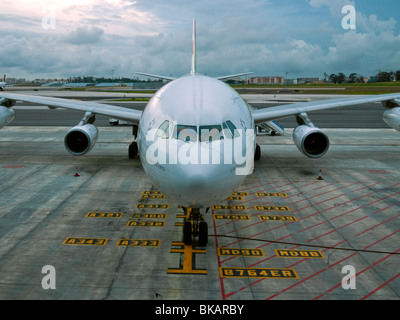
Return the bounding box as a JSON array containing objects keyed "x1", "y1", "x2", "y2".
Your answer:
[
  {"x1": 0, "y1": 106, "x2": 15, "y2": 129},
  {"x1": 64, "y1": 124, "x2": 98, "y2": 156},
  {"x1": 383, "y1": 107, "x2": 400, "y2": 132},
  {"x1": 293, "y1": 125, "x2": 330, "y2": 158}
]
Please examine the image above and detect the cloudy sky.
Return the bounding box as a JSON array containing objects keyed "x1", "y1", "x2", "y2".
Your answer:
[{"x1": 1, "y1": 0, "x2": 400, "y2": 80}]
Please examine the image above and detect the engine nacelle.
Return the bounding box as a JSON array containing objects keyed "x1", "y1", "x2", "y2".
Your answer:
[
  {"x1": 64, "y1": 124, "x2": 98, "y2": 156},
  {"x1": 383, "y1": 107, "x2": 400, "y2": 132},
  {"x1": 293, "y1": 125, "x2": 330, "y2": 158},
  {"x1": 0, "y1": 106, "x2": 15, "y2": 129}
]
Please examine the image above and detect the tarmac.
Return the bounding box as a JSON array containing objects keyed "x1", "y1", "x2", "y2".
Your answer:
[{"x1": 1, "y1": 124, "x2": 400, "y2": 300}]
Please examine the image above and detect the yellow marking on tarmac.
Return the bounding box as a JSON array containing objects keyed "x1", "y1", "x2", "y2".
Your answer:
[
  {"x1": 259, "y1": 215, "x2": 297, "y2": 221},
  {"x1": 212, "y1": 205, "x2": 247, "y2": 210},
  {"x1": 126, "y1": 220, "x2": 165, "y2": 227},
  {"x1": 219, "y1": 267, "x2": 299, "y2": 279},
  {"x1": 218, "y1": 248, "x2": 264, "y2": 257},
  {"x1": 142, "y1": 190, "x2": 163, "y2": 195},
  {"x1": 140, "y1": 194, "x2": 166, "y2": 199},
  {"x1": 275, "y1": 249, "x2": 325, "y2": 259},
  {"x1": 85, "y1": 212, "x2": 123, "y2": 218},
  {"x1": 63, "y1": 237, "x2": 108, "y2": 246},
  {"x1": 213, "y1": 214, "x2": 250, "y2": 220},
  {"x1": 256, "y1": 192, "x2": 288, "y2": 197},
  {"x1": 130, "y1": 213, "x2": 167, "y2": 219},
  {"x1": 226, "y1": 196, "x2": 243, "y2": 201},
  {"x1": 136, "y1": 204, "x2": 169, "y2": 209},
  {"x1": 117, "y1": 239, "x2": 161, "y2": 247},
  {"x1": 167, "y1": 242, "x2": 207, "y2": 275},
  {"x1": 232, "y1": 192, "x2": 248, "y2": 196},
  {"x1": 254, "y1": 205, "x2": 291, "y2": 211}
]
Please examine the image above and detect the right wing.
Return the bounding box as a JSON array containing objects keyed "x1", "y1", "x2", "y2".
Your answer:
[
  {"x1": 251, "y1": 92, "x2": 400, "y2": 126},
  {"x1": 0, "y1": 92, "x2": 143, "y2": 125}
]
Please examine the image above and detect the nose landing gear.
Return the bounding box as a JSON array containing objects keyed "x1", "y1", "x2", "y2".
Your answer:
[{"x1": 182, "y1": 208, "x2": 208, "y2": 247}]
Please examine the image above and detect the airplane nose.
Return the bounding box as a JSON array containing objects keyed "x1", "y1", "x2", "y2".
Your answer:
[{"x1": 172, "y1": 163, "x2": 230, "y2": 207}]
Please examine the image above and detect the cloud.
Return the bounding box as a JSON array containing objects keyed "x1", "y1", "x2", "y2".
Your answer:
[
  {"x1": 62, "y1": 26, "x2": 104, "y2": 45},
  {"x1": 0, "y1": 0, "x2": 399, "y2": 79}
]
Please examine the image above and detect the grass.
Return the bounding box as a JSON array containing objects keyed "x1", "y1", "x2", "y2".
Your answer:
[{"x1": 232, "y1": 81, "x2": 400, "y2": 95}]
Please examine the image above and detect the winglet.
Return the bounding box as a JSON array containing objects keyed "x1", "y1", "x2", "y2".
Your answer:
[{"x1": 191, "y1": 18, "x2": 197, "y2": 75}]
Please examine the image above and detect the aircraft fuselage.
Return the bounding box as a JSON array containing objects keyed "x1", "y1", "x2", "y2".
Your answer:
[{"x1": 138, "y1": 74, "x2": 255, "y2": 208}]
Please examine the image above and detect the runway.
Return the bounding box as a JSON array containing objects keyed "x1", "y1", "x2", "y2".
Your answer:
[{"x1": 0, "y1": 91, "x2": 400, "y2": 301}]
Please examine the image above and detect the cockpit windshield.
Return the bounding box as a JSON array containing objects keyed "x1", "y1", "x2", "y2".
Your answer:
[
  {"x1": 222, "y1": 120, "x2": 240, "y2": 138},
  {"x1": 176, "y1": 125, "x2": 197, "y2": 142},
  {"x1": 199, "y1": 125, "x2": 223, "y2": 142},
  {"x1": 155, "y1": 120, "x2": 174, "y2": 139}
]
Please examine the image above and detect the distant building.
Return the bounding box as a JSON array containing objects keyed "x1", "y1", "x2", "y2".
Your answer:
[
  {"x1": 6, "y1": 77, "x2": 16, "y2": 84},
  {"x1": 250, "y1": 76, "x2": 285, "y2": 85},
  {"x1": 297, "y1": 78, "x2": 320, "y2": 84}
]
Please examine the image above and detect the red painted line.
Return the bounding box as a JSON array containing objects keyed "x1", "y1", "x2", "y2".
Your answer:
[
  {"x1": 313, "y1": 229, "x2": 400, "y2": 300},
  {"x1": 227, "y1": 240, "x2": 348, "y2": 299},
  {"x1": 218, "y1": 182, "x2": 382, "y2": 249},
  {"x1": 248, "y1": 192, "x2": 400, "y2": 269},
  {"x1": 361, "y1": 270, "x2": 400, "y2": 300},
  {"x1": 356, "y1": 205, "x2": 400, "y2": 236},
  {"x1": 352, "y1": 182, "x2": 380, "y2": 192},
  {"x1": 222, "y1": 185, "x2": 400, "y2": 299},
  {"x1": 216, "y1": 181, "x2": 317, "y2": 232},
  {"x1": 306, "y1": 198, "x2": 400, "y2": 242},
  {"x1": 238, "y1": 180, "x2": 281, "y2": 192},
  {"x1": 226, "y1": 182, "x2": 360, "y2": 238},
  {"x1": 213, "y1": 207, "x2": 227, "y2": 300}
]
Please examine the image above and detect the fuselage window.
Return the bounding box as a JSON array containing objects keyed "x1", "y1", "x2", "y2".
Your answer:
[
  {"x1": 223, "y1": 120, "x2": 240, "y2": 139},
  {"x1": 175, "y1": 125, "x2": 197, "y2": 142},
  {"x1": 199, "y1": 125, "x2": 223, "y2": 142},
  {"x1": 156, "y1": 120, "x2": 173, "y2": 139}
]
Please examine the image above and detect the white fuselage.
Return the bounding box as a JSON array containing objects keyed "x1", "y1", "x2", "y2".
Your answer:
[{"x1": 137, "y1": 74, "x2": 255, "y2": 208}]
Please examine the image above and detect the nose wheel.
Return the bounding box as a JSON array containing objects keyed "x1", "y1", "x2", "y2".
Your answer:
[{"x1": 182, "y1": 208, "x2": 208, "y2": 247}]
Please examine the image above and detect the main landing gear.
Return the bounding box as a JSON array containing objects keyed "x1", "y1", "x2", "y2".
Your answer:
[
  {"x1": 254, "y1": 143, "x2": 261, "y2": 161},
  {"x1": 129, "y1": 141, "x2": 138, "y2": 159},
  {"x1": 182, "y1": 208, "x2": 208, "y2": 247},
  {"x1": 129, "y1": 125, "x2": 139, "y2": 159}
]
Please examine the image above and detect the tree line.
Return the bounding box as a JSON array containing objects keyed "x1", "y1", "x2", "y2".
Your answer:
[
  {"x1": 67, "y1": 76, "x2": 163, "y2": 83},
  {"x1": 325, "y1": 70, "x2": 400, "y2": 84}
]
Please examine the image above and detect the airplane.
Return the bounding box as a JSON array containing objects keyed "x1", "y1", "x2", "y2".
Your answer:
[
  {"x1": 0, "y1": 75, "x2": 6, "y2": 91},
  {"x1": 1, "y1": 19, "x2": 400, "y2": 246}
]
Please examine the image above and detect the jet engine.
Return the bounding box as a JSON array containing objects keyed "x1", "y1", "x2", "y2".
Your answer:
[
  {"x1": 0, "y1": 106, "x2": 15, "y2": 129},
  {"x1": 64, "y1": 124, "x2": 98, "y2": 155},
  {"x1": 293, "y1": 125, "x2": 330, "y2": 158},
  {"x1": 383, "y1": 107, "x2": 400, "y2": 132}
]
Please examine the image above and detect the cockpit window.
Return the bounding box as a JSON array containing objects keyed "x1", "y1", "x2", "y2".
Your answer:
[
  {"x1": 199, "y1": 125, "x2": 223, "y2": 142},
  {"x1": 156, "y1": 120, "x2": 173, "y2": 139},
  {"x1": 223, "y1": 120, "x2": 240, "y2": 139},
  {"x1": 175, "y1": 125, "x2": 197, "y2": 142}
]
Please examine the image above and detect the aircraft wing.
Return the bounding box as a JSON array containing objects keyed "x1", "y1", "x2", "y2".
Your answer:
[
  {"x1": 135, "y1": 72, "x2": 175, "y2": 81},
  {"x1": 0, "y1": 92, "x2": 142, "y2": 124},
  {"x1": 216, "y1": 72, "x2": 253, "y2": 81},
  {"x1": 251, "y1": 93, "x2": 400, "y2": 124}
]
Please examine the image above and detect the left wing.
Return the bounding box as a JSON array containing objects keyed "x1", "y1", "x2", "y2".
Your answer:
[
  {"x1": 216, "y1": 72, "x2": 253, "y2": 81},
  {"x1": 251, "y1": 92, "x2": 400, "y2": 129},
  {"x1": 135, "y1": 72, "x2": 175, "y2": 81},
  {"x1": 0, "y1": 92, "x2": 142, "y2": 124}
]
